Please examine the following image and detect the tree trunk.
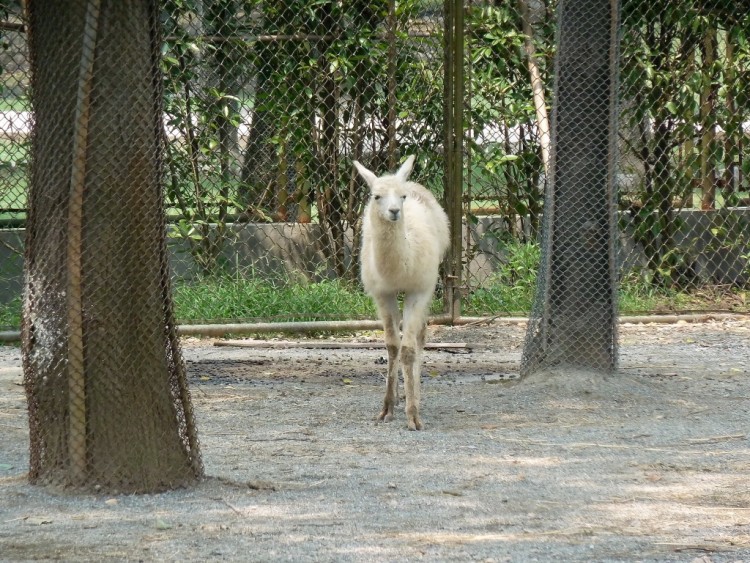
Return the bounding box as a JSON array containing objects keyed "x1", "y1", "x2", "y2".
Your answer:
[
  {"x1": 315, "y1": 2, "x2": 346, "y2": 277},
  {"x1": 240, "y1": 3, "x2": 285, "y2": 215},
  {"x1": 23, "y1": 0, "x2": 202, "y2": 492},
  {"x1": 654, "y1": 117, "x2": 676, "y2": 282},
  {"x1": 518, "y1": 0, "x2": 551, "y2": 176},
  {"x1": 206, "y1": 0, "x2": 242, "y2": 236},
  {"x1": 722, "y1": 28, "x2": 737, "y2": 199},
  {"x1": 521, "y1": 0, "x2": 621, "y2": 376}
]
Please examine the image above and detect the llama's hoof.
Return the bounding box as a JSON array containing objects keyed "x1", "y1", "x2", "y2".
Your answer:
[
  {"x1": 406, "y1": 405, "x2": 423, "y2": 430},
  {"x1": 379, "y1": 396, "x2": 396, "y2": 422},
  {"x1": 378, "y1": 410, "x2": 394, "y2": 423},
  {"x1": 407, "y1": 416, "x2": 424, "y2": 431}
]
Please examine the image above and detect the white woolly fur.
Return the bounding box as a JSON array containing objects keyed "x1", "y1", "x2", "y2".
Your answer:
[{"x1": 353, "y1": 155, "x2": 450, "y2": 430}]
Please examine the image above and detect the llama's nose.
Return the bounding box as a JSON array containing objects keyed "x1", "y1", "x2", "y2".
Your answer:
[{"x1": 388, "y1": 208, "x2": 400, "y2": 221}]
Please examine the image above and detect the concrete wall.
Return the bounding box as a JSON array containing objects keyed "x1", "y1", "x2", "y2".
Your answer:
[
  {"x1": 463, "y1": 209, "x2": 749, "y2": 288},
  {"x1": 0, "y1": 223, "x2": 351, "y2": 305}
]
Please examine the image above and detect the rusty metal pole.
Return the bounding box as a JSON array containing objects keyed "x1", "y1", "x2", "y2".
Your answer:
[
  {"x1": 386, "y1": 0, "x2": 397, "y2": 170},
  {"x1": 443, "y1": 0, "x2": 464, "y2": 323}
]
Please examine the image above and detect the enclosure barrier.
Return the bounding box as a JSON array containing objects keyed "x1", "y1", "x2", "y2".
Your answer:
[
  {"x1": 0, "y1": 0, "x2": 748, "y2": 490},
  {"x1": 2, "y1": 0, "x2": 748, "y2": 333}
]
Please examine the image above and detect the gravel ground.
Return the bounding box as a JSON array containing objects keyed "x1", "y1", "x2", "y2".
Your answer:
[{"x1": 1, "y1": 318, "x2": 749, "y2": 562}]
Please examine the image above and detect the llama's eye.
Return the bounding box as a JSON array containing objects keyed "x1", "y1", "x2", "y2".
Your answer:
[
  {"x1": 401, "y1": 195, "x2": 407, "y2": 200},
  {"x1": 373, "y1": 195, "x2": 381, "y2": 201}
]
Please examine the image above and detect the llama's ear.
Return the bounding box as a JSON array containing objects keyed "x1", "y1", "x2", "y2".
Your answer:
[
  {"x1": 353, "y1": 160, "x2": 377, "y2": 188},
  {"x1": 395, "y1": 155, "x2": 416, "y2": 182}
]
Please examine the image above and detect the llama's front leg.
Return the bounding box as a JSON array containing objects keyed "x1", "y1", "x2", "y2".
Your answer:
[
  {"x1": 401, "y1": 292, "x2": 431, "y2": 430},
  {"x1": 375, "y1": 294, "x2": 400, "y2": 423}
]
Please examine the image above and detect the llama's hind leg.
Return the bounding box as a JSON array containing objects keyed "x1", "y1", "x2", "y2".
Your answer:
[
  {"x1": 375, "y1": 294, "x2": 400, "y2": 423},
  {"x1": 401, "y1": 291, "x2": 431, "y2": 431}
]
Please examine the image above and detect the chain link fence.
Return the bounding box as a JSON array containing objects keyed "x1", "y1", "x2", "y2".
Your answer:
[
  {"x1": 1, "y1": 1, "x2": 749, "y2": 334},
  {"x1": 0, "y1": 0, "x2": 747, "y2": 491},
  {"x1": 463, "y1": 0, "x2": 749, "y2": 320},
  {"x1": 158, "y1": 0, "x2": 447, "y2": 324},
  {"x1": 460, "y1": 0, "x2": 554, "y2": 317},
  {"x1": 616, "y1": 0, "x2": 750, "y2": 310},
  {"x1": 0, "y1": 4, "x2": 28, "y2": 332},
  {"x1": 1, "y1": 0, "x2": 447, "y2": 330}
]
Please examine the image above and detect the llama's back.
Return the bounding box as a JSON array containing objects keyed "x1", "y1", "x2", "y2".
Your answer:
[{"x1": 404, "y1": 181, "x2": 450, "y2": 260}]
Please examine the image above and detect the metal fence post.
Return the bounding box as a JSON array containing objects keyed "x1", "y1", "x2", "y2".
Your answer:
[{"x1": 444, "y1": 0, "x2": 464, "y2": 323}]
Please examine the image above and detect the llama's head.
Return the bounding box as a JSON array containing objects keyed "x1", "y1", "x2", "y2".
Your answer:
[{"x1": 354, "y1": 155, "x2": 415, "y2": 223}]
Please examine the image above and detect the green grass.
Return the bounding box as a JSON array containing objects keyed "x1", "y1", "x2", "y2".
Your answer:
[
  {"x1": 1, "y1": 251, "x2": 745, "y2": 332},
  {"x1": 173, "y1": 276, "x2": 378, "y2": 323},
  {"x1": 0, "y1": 96, "x2": 30, "y2": 112},
  {"x1": 463, "y1": 279, "x2": 745, "y2": 317},
  {"x1": 463, "y1": 284, "x2": 534, "y2": 316},
  {"x1": 0, "y1": 138, "x2": 29, "y2": 221},
  {"x1": 0, "y1": 296, "x2": 21, "y2": 330},
  {"x1": 174, "y1": 276, "x2": 449, "y2": 324},
  {"x1": 462, "y1": 241, "x2": 748, "y2": 316}
]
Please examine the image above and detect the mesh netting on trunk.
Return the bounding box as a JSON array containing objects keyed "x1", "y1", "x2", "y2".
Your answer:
[
  {"x1": 520, "y1": 0, "x2": 621, "y2": 376},
  {"x1": 22, "y1": 0, "x2": 202, "y2": 492}
]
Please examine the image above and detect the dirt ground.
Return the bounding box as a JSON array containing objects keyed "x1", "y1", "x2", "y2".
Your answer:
[{"x1": 1, "y1": 318, "x2": 749, "y2": 562}]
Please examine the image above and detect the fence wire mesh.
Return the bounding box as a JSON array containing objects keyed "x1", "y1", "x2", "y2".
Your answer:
[
  {"x1": 615, "y1": 0, "x2": 750, "y2": 310},
  {"x1": 0, "y1": 4, "x2": 27, "y2": 331},
  {"x1": 1, "y1": 1, "x2": 749, "y2": 333},
  {"x1": 461, "y1": 0, "x2": 555, "y2": 317},
  {"x1": 0, "y1": 0, "x2": 746, "y2": 490},
  {"x1": 462, "y1": 0, "x2": 749, "y2": 319},
  {"x1": 158, "y1": 0, "x2": 446, "y2": 324}
]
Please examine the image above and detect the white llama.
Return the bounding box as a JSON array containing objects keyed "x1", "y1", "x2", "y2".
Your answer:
[{"x1": 354, "y1": 155, "x2": 450, "y2": 430}]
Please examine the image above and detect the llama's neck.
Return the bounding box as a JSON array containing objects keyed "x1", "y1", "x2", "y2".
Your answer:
[{"x1": 371, "y1": 217, "x2": 409, "y2": 270}]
